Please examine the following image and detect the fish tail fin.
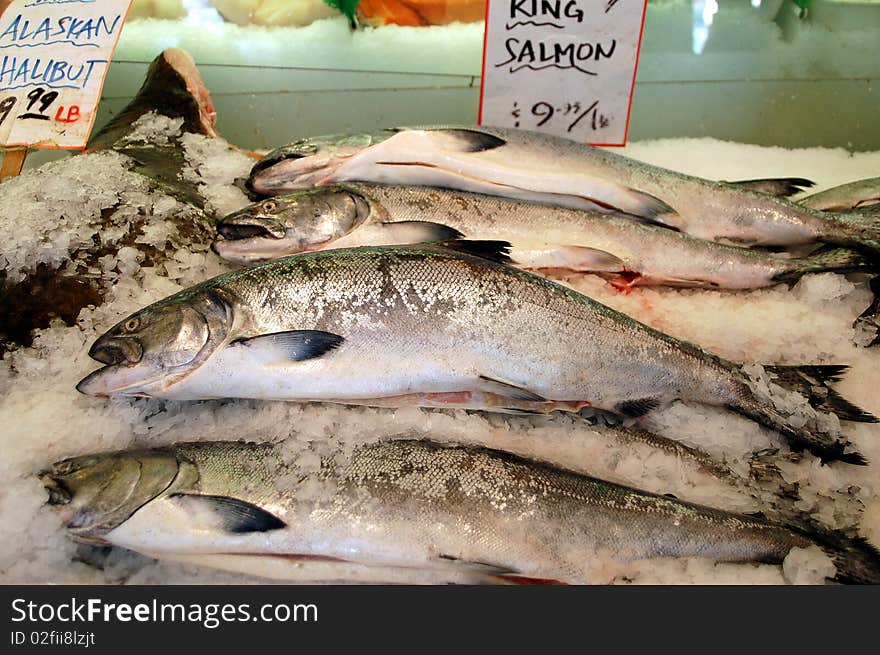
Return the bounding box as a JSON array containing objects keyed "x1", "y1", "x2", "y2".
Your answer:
[
  {"x1": 629, "y1": 191, "x2": 676, "y2": 220},
  {"x1": 729, "y1": 398, "x2": 866, "y2": 465},
  {"x1": 790, "y1": 522, "x2": 880, "y2": 584},
  {"x1": 764, "y1": 364, "x2": 878, "y2": 423},
  {"x1": 728, "y1": 365, "x2": 870, "y2": 464},
  {"x1": 853, "y1": 275, "x2": 880, "y2": 347},
  {"x1": 772, "y1": 248, "x2": 870, "y2": 284},
  {"x1": 825, "y1": 212, "x2": 880, "y2": 257}
]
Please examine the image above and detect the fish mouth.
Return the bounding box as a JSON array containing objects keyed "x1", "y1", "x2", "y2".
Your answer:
[
  {"x1": 88, "y1": 336, "x2": 143, "y2": 366},
  {"x1": 212, "y1": 235, "x2": 306, "y2": 264},
  {"x1": 246, "y1": 151, "x2": 308, "y2": 193},
  {"x1": 247, "y1": 149, "x2": 353, "y2": 194},
  {"x1": 39, "y1": 470, "x2": 73, "y2": 506},
  {"x1": 250, "y1": 151, "x2": 301, "y2": 176},
  {"x1": 216, "y1": 222, "x2": 280, "y2": 241},
  {"x1": 75, "y1": 362, "x2": 171, "y2": 397},
  {"x1": 76, "y1": 367, "x2": 115, "y2": 396}
]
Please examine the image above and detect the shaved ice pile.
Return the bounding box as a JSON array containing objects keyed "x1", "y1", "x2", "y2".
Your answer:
[{"x1": 1, "y1": 129, "x2": 879, "y2": 584}]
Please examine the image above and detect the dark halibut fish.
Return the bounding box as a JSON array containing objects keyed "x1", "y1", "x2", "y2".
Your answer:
[
  {"x1": 0, "y1": 49, "x2": 225, "y2": 355},
  {"x1": 40, "y1": 439, "x2": 880, "y2": 584},
  {"x1": 86, "y1": 48, "x2": 225, "y2": 212},
  {"x1": 89, "y1": 48, "x2": 218, "y2": 150},
  {"x1": 245, "y1": 126, "x2": 880, "y2": 256},
  {"x1": 77, "y1": 241, "x2": 875, "y2": 464}
]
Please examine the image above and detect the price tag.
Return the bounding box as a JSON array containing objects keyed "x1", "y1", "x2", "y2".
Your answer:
[
  {"x1": 0, "y1": 0, "x2": 134, "y2": 150},
  {"x1": 479, "y1": 0, "x2": 647, "y2": 146}
]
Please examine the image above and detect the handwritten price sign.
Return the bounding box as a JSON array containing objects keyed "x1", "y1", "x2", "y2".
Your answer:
[
  {"x1": 0, "y1": 0, "x2": 133, "y2": 149},
  {"x1": 479, "y1": 0, "x2": 648, "y2": 146}
]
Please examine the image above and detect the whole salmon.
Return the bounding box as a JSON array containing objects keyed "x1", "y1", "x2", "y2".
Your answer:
[
  {"x1": 214, "y1": 183, "x2": 867, "y2": 290},
  {"x1": 77, "y1": 241, "x2": 874, "y2": 463},
  {"x1": 246, "y1": 126, "x2": 880, "y2": 253},
  {"x1": 39, "y1": 439, "x2": 880, "y2": 584}
]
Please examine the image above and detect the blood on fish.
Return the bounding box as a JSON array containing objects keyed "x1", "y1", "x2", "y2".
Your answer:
[
  {"x1": 608, "y1": 270, "x2": 642, "y2": 293},
  {"x1": 551, "y1": 400, "x2": 592, "y2": 412}
]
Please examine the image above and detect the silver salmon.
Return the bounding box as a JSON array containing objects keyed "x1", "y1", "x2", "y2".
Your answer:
[
  {"x1": 246, "y1": 126, "x2": 880, "y2": 253},
  {"x1": 76, "y1": 241, "x2": 874, "y2": 463},
  {"x1": 38, "y1": 439, "x2": 880, "y2": 584},
  {"x1": 213, "y1": 183, "x2": 868, "y2": 290},
  {"x1": 800, "y1": 177, "x2": 880, "y2": 213}
]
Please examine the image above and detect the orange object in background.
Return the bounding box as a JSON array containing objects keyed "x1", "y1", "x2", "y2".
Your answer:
[{"x1": 357, "y1": 0, "x2": 486, "y2": 26}]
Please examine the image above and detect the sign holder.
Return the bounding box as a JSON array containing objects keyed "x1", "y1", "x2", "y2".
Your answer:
[{"x1": 0, "y1": 145, "x2": 25, "y2": 180}]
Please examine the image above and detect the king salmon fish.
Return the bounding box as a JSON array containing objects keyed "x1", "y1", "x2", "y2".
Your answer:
[
  {"x1": 245, "y1": 126, "x2": 880, "y2": 254},
  {"x1": 213, "y1": 183, "x2": 868, "y2": 290},
  {"x1": 76, "y1": 241, "x2": 874, "y2": 463},
  {"x1": 38, "y1": 439, "x2": 880, "y2": 584}
]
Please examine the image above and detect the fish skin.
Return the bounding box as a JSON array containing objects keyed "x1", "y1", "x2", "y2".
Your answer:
[
  {"x1": 247, "y1": 126, "x2": 880, "y2": 253},
  {"x1": 214, "y1": 183, "x2": 869, "y2": 289},
  {"x1": 40, "y1": 439, "x2": 833, "y2": 584},
  {"x1": 800, "y1": 177, "x2": 880, "y2": 212},
  {"x1": 77, "y1": 242, "x2": 870, "y2": 462}
]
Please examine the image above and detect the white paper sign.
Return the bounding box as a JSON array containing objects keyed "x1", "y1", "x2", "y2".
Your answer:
[
  {"x1": 0, "y1": 0, "x2": 133, "y2": 149},
  {"x1": 479, "y1": 0, "x2": 647, "y2": 146}
]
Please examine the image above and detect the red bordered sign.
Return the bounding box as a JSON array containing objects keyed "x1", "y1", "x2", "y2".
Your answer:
[
  {"x1": 479, "y1": 0, "x2": 648, "y2": 146},
  {"x1": 0, "y1": 0, "x2": 134, "y2": 150}
]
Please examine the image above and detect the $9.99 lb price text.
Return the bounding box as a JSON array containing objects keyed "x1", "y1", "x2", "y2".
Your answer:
[{"x1": 511, "y1": 99, "x2": 610, "y2": 134}]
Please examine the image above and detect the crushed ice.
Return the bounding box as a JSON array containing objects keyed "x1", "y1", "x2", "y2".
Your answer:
[{"x1": 1, "y1": 127, "x2": 879, "y2": 583}]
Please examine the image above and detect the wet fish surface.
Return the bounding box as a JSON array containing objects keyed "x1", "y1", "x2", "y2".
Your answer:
[
  {"x1": 214, "y1": 183, "x2": 868, "y2": 290},
  {"x1": 246, "y1": 126, "x2": 880, "y2": 254},
  {"x1": 38, "y1": 439, "x2": 880, "y2": 584},
  {"x1": 77, "y1": 241, "x2": 875, "y2": 463}
]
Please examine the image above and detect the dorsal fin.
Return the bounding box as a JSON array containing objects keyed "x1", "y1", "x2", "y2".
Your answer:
[
  {"x1": 433, "y1": 240, "x2": 512, "y2": 265},
  {"x1": 726, "y1": 177, "x2": 815, "y2": 197}
]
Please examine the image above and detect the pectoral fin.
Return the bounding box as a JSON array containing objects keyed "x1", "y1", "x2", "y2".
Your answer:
[
  {"x1": 420, "y1": 128, "x2": 507, "y2": 153},
  {"x1": 434, "y1": 240, "x2": 512, "y2": 264},
  {"x1": 434, "y1": 554, "x2": 518, "y2": 575},
  {"x1": 516, "y1": 245, "x2": 626, "y2": 273},
  {"x1": 625, "y1": 191, "x2": 677, "y2": 220},
  {"x1": 170, "y1": 494, "x2": 286, "y2": 533},
  {"x1": 379, "y1": 221, "x2": 464, "y2": 244},
  {"x1": 615, "y1": 398, "x2": 660, "y2": 418},
  {"x1": 234, "y1": 330, "x2": 344, "y2": 362},
  {"x1": 478, "y1": 375, "x2": 547, "y2": 402}
]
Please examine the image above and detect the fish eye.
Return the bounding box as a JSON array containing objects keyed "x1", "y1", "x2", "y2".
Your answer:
[
  {"x1": 122, "y1": 317, "x2": 141, "y2": 333},
  {"x1": 262, "y1": 201, "x2": 277, "y2": 212}
]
